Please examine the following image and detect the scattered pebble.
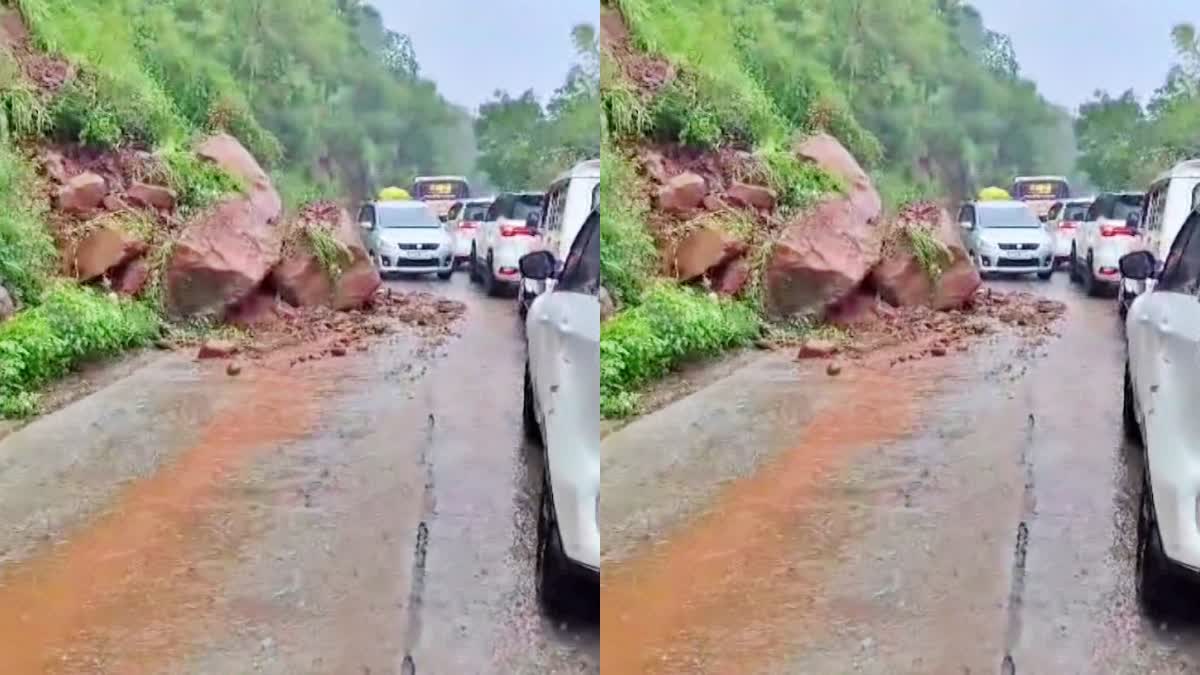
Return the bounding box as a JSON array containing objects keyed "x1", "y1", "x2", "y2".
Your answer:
[
  {"x1": 226, "y1": 362, "x2": 242, "y2": 376},
  {"x1": 826, "y1": 362, "x2": 842, "y2": 376}
]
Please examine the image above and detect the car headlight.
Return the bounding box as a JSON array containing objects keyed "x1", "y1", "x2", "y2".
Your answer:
[{"x1": 979, "y1": 239, "x2": 1000, "y2": 252}]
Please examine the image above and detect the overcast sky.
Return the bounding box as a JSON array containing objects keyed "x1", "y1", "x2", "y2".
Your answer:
[
  {"x1": 971, "y1": 0, "x2": 1198, "y2": 110},
  {"x1": 370, "y1": 0, "x2": 598, "y2": 111}
]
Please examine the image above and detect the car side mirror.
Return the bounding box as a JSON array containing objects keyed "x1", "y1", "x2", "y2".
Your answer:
[
  {"x1": 1039, "y1": 214, "x2": 1049, "y2": 222},
  {"x1": 525, "y1": 212, "x2": 541, "y2": 231},
  {"x1": 519, "y1": 250, "x2": 556, "y2": 280},
  {"x1": 359, "y1": 220, "x2": 373, "y2": 231},
  {"x1": 1119, "y1": 250, "x2": 1156, "y2": 280},
  {"x1": 959, "y1": 220, "x2": 973, "y2": 231},
  {"x1": 1126, "y1": 213, "x2": 1141, "y2": 230}
]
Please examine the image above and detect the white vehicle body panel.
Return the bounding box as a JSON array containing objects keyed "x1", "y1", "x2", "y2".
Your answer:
[
  {"x1": 1125, "y1": 166, "x2": 1200, "y2": 299},
  {"x1": 1045, "y1": 198, "x2": 1094, "y2": 261},
  {"x1": 526, "y1": 161, "x2": 601, "y2": 300},
  {"x1": 474, "y1": 193, "x2": 545, "y2": 286},
  {"x1": 1127, "y1": 288, "x2": 1200, "y2": 569},
  {"x1": 1074, "y1": 218, "x2": 1139, "y2": 283},
  {"x1": 527, "y1": 290, "x2": 600, "y2": 570}
]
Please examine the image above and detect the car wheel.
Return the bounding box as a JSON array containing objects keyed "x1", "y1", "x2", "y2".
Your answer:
[
  {"x1": 536, "y1": 476, "x2": 571, "y2": 617},
  {"x1": 438, "y1": 267, "x2": 453, "y2": 281},
  {"x1": 1083, "y1": 252, "x2": 1100, "y2": 297},
  {"x1": 469, "y1": 246, "x2": 481, "y2": 283},
  {"x1": 1069, "y1": 246, "x2": 1081, "y2": 283},
  {"x1": 1137, "y1": 478, "x2": 1175, "y2": 618},
  {"x1": 484, "y1": 252, "x2": 501, "y2": 297},
  {"x1": 523, "y1": 365, "x2": 541, "y2": 444},
  {"x1": 1037, "y1": 269, "x2": 1053, "y2": 281},
  {"x1": 1123, "y1": 364, "x2": 1141, "y2": 444}
]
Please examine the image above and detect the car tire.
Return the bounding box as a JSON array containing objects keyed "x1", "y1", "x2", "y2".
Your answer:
[
  {"x1": 438, "y1": 268, "x2": 453, "y2": 281},
  {"x1": 469, "y1": 246, "x2": 481, "y2": 283},
  {"x1": 1083, "y1": 252, "x2": 1100, "y2": 296},
  {"x1": 536, "y1": 476, "x2": 572, "y2": 617},
  {"x1": 1123, "y1": 364, "x2": 1141, "y2": 444},
  {"x1": 523, "y1": 365, "x2": 541, "y2": 444},
  {"x1": 484, "y1": 252, "x2": 501, "y2": 297},
  {"x1": 1037, "y1": 269, "x2": 1053, "y2": 281},
  {"x1": 1137, "y1": 478, "x2": 1175, "y2": 618},
  {"x1": 1069, "y1": 246, "x2": 1081, "y2": 283}
]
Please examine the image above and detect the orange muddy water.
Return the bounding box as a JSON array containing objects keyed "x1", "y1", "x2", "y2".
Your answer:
[
  {"x1": 601, "y1": 358, "x2": 941, "y2": 674},
  {"x1": 0, "y1": 360, "x2": 328, "y2": 674}
]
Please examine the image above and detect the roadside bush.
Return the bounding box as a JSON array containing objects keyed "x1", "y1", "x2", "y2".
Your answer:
[
  {"x1": 0, "y1": 144, "x2": 55, "y2": 305},
  {"x1": 757, "y1": 140, "x2": 844, "y2": 211},
  {"x1": 600, "y1": 284, "x2": 760, "y2": 417},
  {"x1": 158, "y1": 141, "x2": 245, "y2": 216},
  {"x1": 0, "y1": 284, "x2": 161, "y2": 418},
  {"x1": 599, "y1": 149, "x2": 656, "y2": 306}
]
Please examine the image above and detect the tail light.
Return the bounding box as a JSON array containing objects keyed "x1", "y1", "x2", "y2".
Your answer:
[
  {"x1": 1100, "y1": 225, "x2": 1136, "y2": 237},
  {"x1": 500, "y1": 225, "x2": 535, "y2": 237},
  {"x1": 1058, "y1": 221, "x2": 1076, "y2": 231},
  {"x1": 459, "y1": 221, "x2": 477, "y2": 230}
]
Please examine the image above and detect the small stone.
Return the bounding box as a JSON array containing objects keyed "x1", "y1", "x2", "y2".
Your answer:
[
  {"x1": 198, "y1": 339, "x2": 238, "y2": 359},
  {"x1": 226, "y1": 362, "x2": 242, "y2": 376},
  {"x1": 797, "y1": 339, "x2": 838, "y2": 359},
  {"x1": 826, "y1": 362, "x2": 842, "y2": 376},
  {"x1": 930, "y1": 346, "x2": 947, "y2": 357},
  {"x1": 331, "y1": 346, "x2": 347, "y2": 357}
]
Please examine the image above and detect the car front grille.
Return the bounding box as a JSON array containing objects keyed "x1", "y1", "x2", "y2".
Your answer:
[
  {"x1": 397, "y1": 243, "x2": 439, "y2": 250},
  {"x1": 998, "y1": 243, "x2": 1039, "y2": 251},
  {"x1": 402, "y1": 258, "x2": 439, "y2": 268},
  {"x1": 997, "y1": 258, "x2": 1037, "y2": 268}
]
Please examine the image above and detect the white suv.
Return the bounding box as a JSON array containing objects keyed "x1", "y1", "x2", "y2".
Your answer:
[
  {"x1": 1121, "y1": 209, "x2": 1200, "y2": 616},
  {"x1": 1069, "y1": 191, "x2": 1145, "y2": 296},
  {"x1": 1119, "y1": 160, "x2": 1200, "y2": 317},
  {"x1": 470, "y1": 191, "x2": 545, "y2": 297},
  {"x1": 518, "y1": 159, "x2": 600, "y2": 317},
  {"x1": 521, "y1": 209, "x2": 600, "y2": 614}
]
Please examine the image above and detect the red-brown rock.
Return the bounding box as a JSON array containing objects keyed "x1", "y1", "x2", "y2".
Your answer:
[
  {"x1": 126, "y1": 182, "x2": 177, "y2": 211},
  {"x1": 332, "y1": 254, "x2": 382, "y2": 310},
  {"x1": 713, "y1": 258, "x2": 751, "y2": 297},
  {"x1": 56, "y1": 172, "x2": 107, "y2": 214},
  {"x1": 764, "y1": 198, "x2": 880, "y2": 318},
  {"x1": 656, "y1": 172, "x2": 706, "y2": 214},
  {"x1": 225, "y1": 286, "x2": 283, "y2": 327},
  {"x1": 702, "y1": 194, "x2": 727, "y2": 211},
  {"x1": 726, "y1": 182, "x2": 777, "y2": 211},
  {"x1": 197, "y1": 339, "x2": 237, "y2": 359},
  {"x1": 272, "y1": 256, "x2": 330, "y2": 308},
  {"x1": 674, "y1": 226, "x2": 743, "y2": 281},
  {"x1": 103, "y1": 195, "x2": 129, "y2": 212},
  {"x1": 195, "y1": 133, "x2": 282, "y2": 223},
  {"x1": 793, "y1": 133, "x2": 881, "y2": 223},
  {"x1": 73, "y1": 226, "x2": 146, "y2": 281},
  {"x1": 871, "y1": 217, "x2": 981, "y2": 310},
  {"x1": 797, "y1": 339, "x2": 838, "y2": 359},
  {"x1": 164, "y1": 197, "x2": 281, "y2": 318},
  {"x1": 271, "y1": 209, "x2": 381, "y2": 310},
  {"x1": 112, "y1": 258, "x2": 150, "y2": 296},
  {"x1": 826, "y1": 287, "x2": 882, "y2": 328}
]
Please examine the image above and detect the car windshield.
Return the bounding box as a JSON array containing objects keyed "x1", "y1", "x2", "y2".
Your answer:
[
  {"x1": 978, "y1": 205, "x2": 1042, "y2": 228},
  {"x1": 1063, "y1": 203, "x2": 1090, "y2": 221},
  {"x1": 1100, "y1": 194, "x2": 1144, "y2": 220},
  {"x1": 462, "y1": 203, "x2": 490, "y2": 221},
  {"x1": 378, "y1": 206, "x2": 440, "y2": 228}
]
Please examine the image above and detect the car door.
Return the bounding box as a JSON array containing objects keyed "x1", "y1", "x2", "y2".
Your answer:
[
  {"x1": 527, "y1": 211, "x2": 600, "y2": 563},
  {"x1": 1130, "y1": 211, "x2": 1200, "y2": 444},
  {"x1": 479, "y1": 195, "x2": 506, "y2": 259},
  {"x1": 357, "y1": 204, "x2": 378, "y2": 254},
  {"x1": 957, "y1": 204, "x2": 978, "y2": 253}
]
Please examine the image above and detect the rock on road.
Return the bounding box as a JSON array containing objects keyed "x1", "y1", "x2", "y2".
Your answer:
[
  {"x1": 601, "y1": 274, "x2": 1200, "y2": 674},
  {"x1": 0, "y1": 275, "x2": 598, "y2": 674}
]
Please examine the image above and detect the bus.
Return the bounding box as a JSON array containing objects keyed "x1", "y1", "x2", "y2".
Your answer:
[
  {"x1": 1011, "y1": 175, "x2": 1070, "y2": 220},
  {"x1": 412, "y1": 175, "x2": 471, "y2": 219}
]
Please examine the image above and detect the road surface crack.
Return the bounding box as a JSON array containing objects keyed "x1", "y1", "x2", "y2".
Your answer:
[{"x1": 1000, "y1": 403, "x2": 1038, "y2": 673}]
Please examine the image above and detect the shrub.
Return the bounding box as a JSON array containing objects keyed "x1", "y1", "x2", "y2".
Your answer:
[
  {"x1": 600, "y1": 284, "x2": 760, "y2": 417},
  {"x1": 0, "y1": 284, "x2": 161, "y2": 417},
  {"x1": 599, "y1": 149, "x2": 656, "y2": 305},
  {"x1": 159, "y1": 142, "x2": 245, "y2": 215},
  {"x1": 0, "y1": 144, "x2": 55, "y2": 305}
]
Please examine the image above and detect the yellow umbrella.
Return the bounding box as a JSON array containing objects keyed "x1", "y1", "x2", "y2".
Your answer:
[
  {"x1": 977, "y1": 186, "x2": 1011, "y2": 201},
  {"x1": 378, "y1": 186, "x2": 411, "y2": 201}
]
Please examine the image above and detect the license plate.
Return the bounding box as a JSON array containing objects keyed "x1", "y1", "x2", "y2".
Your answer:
[
  {"x1": 1008, "y1": 250, "x2": 1033, "y2": 260},
  {"x1": 402, "y1": 250, "x2": 432, "y2": 259}
]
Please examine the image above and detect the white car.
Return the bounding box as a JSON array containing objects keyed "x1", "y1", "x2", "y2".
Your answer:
[
  {"x1": 518, "y1": 159, "x2": 600, "y2": 318},
  {"x1": 469, "y1": 191, "x2": 545, "y2": 297},
  {"x1": 521, "y1": 209, "x2": 600, "y2": 614},
  {"x1": 444, "y1": 197, "x2": 494, "y2": 267},
  {"x1": 1121, "y1": 211, "x2": 1200, "y2": 616},
  {"x1": 357, "y1": 201, "x2": 454, "y2": 280},
  {"x1": 1044, "y1": 197, "x2": 1094, "y2": 267},
  {"x1": 957, "y1": 200, "x2": 1054, "y2": 279},
  {"x1": 1119, "y1": 160, "x2": 1200, "y2": 317},
  {"x1": 1069, "y1": 191, "x2": 1145, "y2": 296}
]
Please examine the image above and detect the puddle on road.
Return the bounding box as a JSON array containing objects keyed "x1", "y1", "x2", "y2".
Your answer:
[
  {"x1": 0, "y1": 360, "x2": 332, "y2": 674},
  {"x1": 600, "y1": 359, "x2": 945, "y2": 674}
]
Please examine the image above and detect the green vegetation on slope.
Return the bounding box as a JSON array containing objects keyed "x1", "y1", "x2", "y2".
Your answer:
[
  {"x1": 599, "y1": 0, "x2": 1070, "y2": 417},
  {"x1": 1075, "y1": 22, "x2": 1200, "y2": 189}
]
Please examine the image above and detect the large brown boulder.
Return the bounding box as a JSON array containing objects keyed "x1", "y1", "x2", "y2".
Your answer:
[
  {"x1": 764, "y1": 197, "x2": 880, "y2": 319},
  {"x1": 673, "y1": 226, "x2": 744, "y2": 281},
  {"x1": 164, "y1": 197, "x2": 282, "y2": 318},
  {"x1": 713, "y1": 258, "x2": 752, "y2": 297},
  {"x1": 793, "y1": 133, "x2": 881, "y2": 223},
  {"x1": 725, "y1": 182, "x2": 777, "y2": 211},
  {"x1": 271, "y1": 209, "x2": 381, "y2": 310},
  {"x1": 195, "y1": 133, "x2": 281, "y2": 223},
  {"x1": 56, "y1": 172, "x2": 107, "y2": 215},
  {"x1": 126, "y1": 182, "x2": 177, "y2": 211},
  {"x1": 112, "y1": 258, "x2": 150, "y2": 297},
  {"x1": 73, "y1": 226, "x2": 146, "y2": 281},
  {"x1": 656, "y1": 172, "x2": 706, "y2": 214},
  {"x1": 871, "y1": 216, "x2": 981, "y2": 310}
]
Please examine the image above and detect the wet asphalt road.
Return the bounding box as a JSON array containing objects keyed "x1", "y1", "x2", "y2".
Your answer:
[
  {"x1": 0, "y1": 273, "x2": 598, "y2": 674},
  {"x1": 601, "y1": 273, "x2": 1200, "y2": 674}
]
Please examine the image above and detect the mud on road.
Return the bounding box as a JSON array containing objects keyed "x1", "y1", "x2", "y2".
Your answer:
[
  {"x1": 601, "y1": 274, "x2": 1200, "y2": 674},
  {"x1": 0, "y1": 275, "x2": 597, "y2": 674}
]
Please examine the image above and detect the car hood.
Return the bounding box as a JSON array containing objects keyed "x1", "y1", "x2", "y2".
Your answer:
[
  {"x1": 377, "y1": 228, "x2": 449, "y2": 246},
  {"x1": 978, "y1": 227, "x2": 1050, "y2": 245}
]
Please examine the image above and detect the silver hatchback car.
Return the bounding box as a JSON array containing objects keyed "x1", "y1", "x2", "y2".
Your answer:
[{"x1": 357, "y1": 201, "x2": 455, "y2": 280}]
